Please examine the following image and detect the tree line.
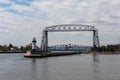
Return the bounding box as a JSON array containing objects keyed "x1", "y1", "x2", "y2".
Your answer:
[
  {"x1": 95, "y1": 44, "x2": 120, "y2": 52},
  {"x1": 0, "y1": 43, "x2": 32, "y2": 52},
  {"x1": 0, "y1": 43, "x2": 120, "y2": 53}
]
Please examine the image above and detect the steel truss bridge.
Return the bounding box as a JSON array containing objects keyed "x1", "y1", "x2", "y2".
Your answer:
[{"x1": 40, "y1": 24, "x2": 100, "y2": 52}]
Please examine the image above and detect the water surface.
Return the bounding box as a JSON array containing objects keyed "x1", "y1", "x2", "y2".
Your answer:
[{"x1": 0, "y1": 53, "x2": 120, "y2": 80}]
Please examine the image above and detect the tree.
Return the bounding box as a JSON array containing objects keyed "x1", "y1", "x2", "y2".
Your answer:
[{"x1": 9, "y1": 43, "x2": 13, "y2": 48}]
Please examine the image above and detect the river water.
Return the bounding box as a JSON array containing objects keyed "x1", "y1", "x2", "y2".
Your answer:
[{"x1": 0, "y1": 53, "x2": 120, "y2": 80}]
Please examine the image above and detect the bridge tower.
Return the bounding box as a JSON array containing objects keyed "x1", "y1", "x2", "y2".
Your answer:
[
  {"x1": 41, "y1": 31, "x2": 48, "y2": 52},
  {"x1": 93, "y1": 30, "x2": 100, "y2": 50}
]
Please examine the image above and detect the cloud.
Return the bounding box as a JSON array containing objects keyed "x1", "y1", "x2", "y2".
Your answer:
[
  {"x1": 0, "y1": 0, "x2": 120, "y2": 46},
  {"x1": 0, "y1": 0, "x2": 10, "y2": 3}
]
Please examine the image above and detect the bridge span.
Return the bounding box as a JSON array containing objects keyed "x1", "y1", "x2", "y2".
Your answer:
[
  {"x1": 25, "y1": 24, "x2": 100, "y2": 57},
  {"x1": 41, "y1": 24, "x2": 100, "y2": 52}
]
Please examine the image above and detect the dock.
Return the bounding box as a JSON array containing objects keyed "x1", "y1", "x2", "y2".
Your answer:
[{"x1": 24, "y1": 51, "x2": 81, "y2": 58}]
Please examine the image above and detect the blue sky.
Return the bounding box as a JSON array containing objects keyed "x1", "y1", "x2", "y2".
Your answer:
[{"x1": 0, "y1": 0, "x2": 120, "y2": 46}]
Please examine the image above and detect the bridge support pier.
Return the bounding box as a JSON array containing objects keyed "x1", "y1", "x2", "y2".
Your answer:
[
  {"x1": 41, "y1": 31, "x2": 48, "y2": 53},
  {"x1": 93, "y1": 30, "x2": 100, "y2": 51},
  {"x1": 44, "y1": 31, "x2": 48, "y2": 52},
  {"x1": 93, "y1": 30, "x2": 100, "y2": 61}
]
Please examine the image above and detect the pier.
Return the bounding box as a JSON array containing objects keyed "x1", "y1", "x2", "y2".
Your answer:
[{"x1": 24, "y1": 51, "x2": 81, "y2": 58}]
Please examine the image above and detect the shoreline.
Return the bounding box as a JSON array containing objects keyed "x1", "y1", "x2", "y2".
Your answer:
[
  {"x1": 0, "y1": 51, "x2": 120, "y2": 54},
  {"x1": 24, "y1": 51, "x2": 120, "y2": 58},
  {"x1": 0, "y1": 51, "x2": 23, "y2": 53}
]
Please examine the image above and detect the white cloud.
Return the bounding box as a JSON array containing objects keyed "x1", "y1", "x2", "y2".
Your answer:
[
  {"x1": 0, "y1": 0, "x2": 10, "y2": 3},
  {"x1": 0, "y1": 0, "x2": 120, "y2": 46},
  {"x1": 10, "y1": 4, "x2": 32, "y2": 13}
]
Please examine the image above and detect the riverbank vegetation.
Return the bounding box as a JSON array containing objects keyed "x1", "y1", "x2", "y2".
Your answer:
[
  {"x1": 0, "y1": 43, "x2": 120, "y2": 53},
  {"x1": 0, "y1": 43, "x2": 32, "y2": 53},
  {"x1": 95, "y1": 44, "x2": 120, "y2": 52}
]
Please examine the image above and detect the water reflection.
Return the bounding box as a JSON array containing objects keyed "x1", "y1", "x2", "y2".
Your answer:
[
  {"x1": 93, "y1": 52, "x2": 99, "y2": 61},
  {"x1": 92, "y1": 54, "x2": 101, "y2": 80},
  {"x1": 31, "y1": 59, "x2": 48, "y2": 80},
  {"x1": 1, "y1": 54, "x2": 120, "y2": 80},
  {"x1": 40, "y1": 59, "x2": 48, "y2": 80},
  {"x1": 30, "y1": 54, "x2": 101, "y2": 80},
  {"x1": 31, "y1": 59, "x2": 38, "y2": 80}
]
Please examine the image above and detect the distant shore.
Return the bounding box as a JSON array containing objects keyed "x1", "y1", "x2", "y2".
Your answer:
[
  {"x1": 0, "y1": 51, "x2": 23, "y2": 53},
  {"x1": 0, "y1": 51, "x2": 120, "y2": 54},
  {"x1": 88, "y1": 51, "x2": 120, "y2": 54},
  {"x1": 98, "y1": 52, "x2": 120, "y2": 54}
]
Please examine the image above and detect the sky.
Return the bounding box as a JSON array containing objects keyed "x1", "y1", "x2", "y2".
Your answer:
[{"x1": 0, "y1": 0, "x2": 120, "y2": 47}]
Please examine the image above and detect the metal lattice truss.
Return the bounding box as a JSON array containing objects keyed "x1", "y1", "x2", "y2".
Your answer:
[
  {"x1": 40, "y1": 24, "x2": 100, "y2": 52},
  {"x1": 44, "y1": 24, "x2": 95, "y2": 32},
  {"x1": 93, "y1": 30, "x2": 100, "y2": 48}
]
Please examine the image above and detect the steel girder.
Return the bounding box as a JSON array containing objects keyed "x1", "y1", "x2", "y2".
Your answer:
[{"x1": 44, "y1": 24, "x2": 95, "y2": 32}]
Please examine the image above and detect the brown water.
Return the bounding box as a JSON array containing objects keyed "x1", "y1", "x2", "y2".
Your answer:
[{"x1": 0, "y1": 53, "x2": 120, "y2": 80}]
